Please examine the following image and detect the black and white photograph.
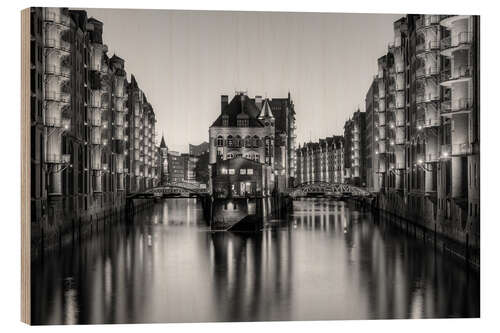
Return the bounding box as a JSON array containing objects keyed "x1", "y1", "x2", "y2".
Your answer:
[{"x1": 20, "y1": 4, "x2": 481, "y2": 326}]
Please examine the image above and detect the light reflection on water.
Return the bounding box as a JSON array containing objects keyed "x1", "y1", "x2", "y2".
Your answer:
[{"x1": 31, "y1": 198, "x2": 479, "y2": 324}]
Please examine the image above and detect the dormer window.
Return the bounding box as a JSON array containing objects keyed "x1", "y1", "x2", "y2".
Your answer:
[
  {"x1": 222, "y1": 114, "x2": 229, "y2": 127},
  {"x1": 237, "y1": 119, "x2": 248, "y2": 127}
]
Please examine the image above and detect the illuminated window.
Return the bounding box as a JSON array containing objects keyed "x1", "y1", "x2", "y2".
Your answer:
[
  {"x1": 220, "y1": 168, "x2": 227, "y2": 175},
  {"x1": 228, "y1": 169, "x2": 235, "y2": 175},
  {"x1": 240, "y1": 169, "x2": 247, "y2": 175},
  {"x1": 247, "y1": 169, "x2": 254, "y2": 175}
]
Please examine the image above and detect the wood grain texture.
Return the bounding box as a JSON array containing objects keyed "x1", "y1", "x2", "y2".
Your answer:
[{"x1": 21, "y1": 7, "x2": 31, "y2": 325}]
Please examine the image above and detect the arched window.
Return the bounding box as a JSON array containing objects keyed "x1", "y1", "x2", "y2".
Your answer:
[
  {"x1": 245, "y1": 136, "x2": 252, "y2": 148},
  {"x1": 227, "y1": 135, "x2": 233, "y2": 147},
  {"x1": 235, "y1": 135, "x2": 242, "y2": 148},
  {"x1": 253, "y1": 136, "x2": 259, "y2": 148},
  {"x1": 217, "y1": 136, "x2": 224, "y2": 147}
]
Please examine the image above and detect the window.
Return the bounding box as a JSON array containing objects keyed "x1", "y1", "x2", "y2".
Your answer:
[
  {"x1": 217, "y1": 136, "x2": 224, "y2": 147},
  {"x1": 220, "y1": 168, "x2": 227, "y2": 175},
  {"x1": 235, "y1": 135, "x2": 241, "y2": 148},
  {"x1": 253, "y1": 136, "x2": 260, "y2": 147},
  {"x1": 237, "y1": 119, "x2": 248, "y2": 127},
  {"x1": 254, "y1": 154, "x2": 260, "y2": 162},
  {"x1": 222, "y1": 115, "x2": 229, "y2": 127},
  {"x1": 245, "y1": 136, "x2": 252, "y2": 147},
  {"x1": 228, "y1": 169, "x2": 235, "y2": 175},
  {"x1": 227, "y1": 135, "x2": 233, "y2": 147},
  {"x1": 226, "y1": 153, "x2": 234, "y2": 159},
  {"x1": 247, "y1": 169, "x2": 254, "y2": 175},
  {"x1": 240, "y1": 169, "x2": 247, "y2": 175}
]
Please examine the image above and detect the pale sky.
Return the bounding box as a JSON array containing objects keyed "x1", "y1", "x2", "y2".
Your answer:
[{"x1": 84, "y1": 8, "x2": 402, "y2": 152}]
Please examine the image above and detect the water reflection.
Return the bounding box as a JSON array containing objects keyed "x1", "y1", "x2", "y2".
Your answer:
[{"x1": 31, "y1": 198, "x2": 479, "y2": 324}]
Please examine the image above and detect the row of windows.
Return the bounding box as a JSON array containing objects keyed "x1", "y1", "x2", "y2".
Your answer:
[
  {"x1": 222, "y1": 117, "x2": 249, "y2": 127},
  {"x1": 220, "y1": 168, "x2": 254, "y2": 175},
  {"x1": 216, "y1": 135, "x2": 273, "y2": 148}
]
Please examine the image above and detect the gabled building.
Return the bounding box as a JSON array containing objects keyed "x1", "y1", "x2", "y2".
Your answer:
[
  {"x1": 296, "y1": 136, "x2": 344, "y2": 185},
  {"x1": 208, "y1": 92, "x2": 277, "y2": 194}
]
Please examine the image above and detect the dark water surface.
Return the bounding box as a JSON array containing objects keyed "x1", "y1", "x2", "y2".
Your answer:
[{"x1": 31, "y1": 198, "x2": 479, "y2": 324}]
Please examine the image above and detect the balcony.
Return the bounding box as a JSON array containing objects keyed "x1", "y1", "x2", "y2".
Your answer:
[
  {"x1": 424, "y1": 94, "x2": 440, "y2": 103},
  {"x1": 425, "y1": 66, "x2": 440, "y2": 78},
  {"x1": 417, "y1": 40, "x2": 440, "y2": 56},
  {"x1": 44, "y1": 37, "x2": 71, "y2": 53},
  {"x1": 441, "y1": 32, "x2": 473, "y2": 57},
  {"x1": 440, "y1": 144, "x2": 451, "y2": 159},
  {"x1": 46, "y1": 154, "x2": 70, "y2": 164},
  {"x1": 416, "y1": 93, "x2": 425, "y2": 104},
  {"x1": 452, "y1": 143, "x2": 473, "y2": 156},
  {"x1": 92, "y1": 160, "x2": 102, "y2": 170},
  {"x1": 441, "y1": 98, "x2": 473, "y2": 116},
  {"x1": 416, "y1": 15, "x2": 441, "y2": 31},
  {"x1": 425, "y1": 152, "x2": 439, "y2": 163},
  {"x1": 91, "y1": 129, "x2": 101, "y2": 145},
  {"x1": 440, "y1": 65, "x2": 473, "y2": 86},
  {"x1": 416, "y1": 67, "x2": 426, "y2": 80},
  {"x1": 395, "y1": 161, "x2": 405, "y2": 170},
  {"x1": 44, "y1": 8, "x2": 71, "y2": 27},
  {"x1": 423, "y1": 117, "x2": 441, "y2": 128},
  {"x1": 45, "y1": 117, "x2": 71, "y2": 131},
  {"x1": 45, "y1": 64, "x2": 70, "y2": 79},
  {"x1": 45, "y1": 91, "x2": 70, "y2": 104}
]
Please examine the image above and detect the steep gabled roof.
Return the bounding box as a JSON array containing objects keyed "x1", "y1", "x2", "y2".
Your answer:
[
  {"x1": 160, "y1": 135, "x2": 167, "y2": 148},
  {"x1": 210, "y1": 94, "x2": 264, "y2": 128},
  {"x1": 258, "y1": 98, "x2": 274, "y2": 119}
]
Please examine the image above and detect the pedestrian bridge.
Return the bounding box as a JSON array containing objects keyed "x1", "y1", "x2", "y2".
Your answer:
[
  {"x1": 127, "y1": 182, "x2": 210, "y2": 199},
  {"x1": 288, "y1": 181, "x2": 373, "y2": 198}
]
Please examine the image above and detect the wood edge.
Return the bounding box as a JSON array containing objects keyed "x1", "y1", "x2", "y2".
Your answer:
[{"x1": 21, "y1": 7, "x2": 31, "y2": 325}]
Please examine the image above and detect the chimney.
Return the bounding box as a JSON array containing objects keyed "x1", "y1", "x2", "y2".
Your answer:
[
  {"x1": 221, "y1": 95, "x2": 228, "y2": 112},
  {"x1": 255, "y1": 95, "x2": 262, "y2": 109}
]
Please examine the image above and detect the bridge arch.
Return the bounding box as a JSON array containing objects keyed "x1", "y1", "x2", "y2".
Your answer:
[
  {"x1": 288, "y1": 181, "x2": 372, "y2": 198},
  {"x1": 127, "y1": 182, "x2": 209, "y2": 199}
]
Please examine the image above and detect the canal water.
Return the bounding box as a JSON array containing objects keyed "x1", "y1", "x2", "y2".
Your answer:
[{"x1": 31, "y1": 198, "x2": 479, "y2": 324}]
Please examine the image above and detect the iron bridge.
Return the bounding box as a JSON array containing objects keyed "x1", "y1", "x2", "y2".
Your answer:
[
  {"x1": 288, "y1": 181, "x2": 373, "y2": 198},
  {"x1": 127, "y1": 182, "x2": 210, "y2": 199}
]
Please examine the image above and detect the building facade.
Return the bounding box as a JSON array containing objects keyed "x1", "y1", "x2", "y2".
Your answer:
[
  {"x1": 208, "y1": 92, "x2": 279, "y2": 194},
  {"x1": 365, "y1": 78, "x2": 379, "y2": 192},
  {"x1": 371, "y1": 14, "x2": 479, "y2": 248},
  {"x1": 158, "y1": 135, "x2": 169, "y2": 185},
  {"x1": 256, "y1": 93, "x2": 297, "y2": 189},
  {"x1": 189, "y1": 141, "x2": 209, "y2": 156},
  {"x1": 29, "y1": 7, "x2": 159, "y2": 252},
  {"x1": 167, "y1": 151, "x2": 185, "y2": 183},
  {"x1": 344, "y1": 110, "x2": 367, "y2": 187},
  {"x1": 295, "y1": 136, "x2": 344, "y2": 185}
]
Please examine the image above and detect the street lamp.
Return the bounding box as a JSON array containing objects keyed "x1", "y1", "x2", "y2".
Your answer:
[{"x1": 415, "y1": 159, "x2": 431, "y2": 171}]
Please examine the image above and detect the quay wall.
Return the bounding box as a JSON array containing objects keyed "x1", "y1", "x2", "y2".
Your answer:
[
  {"x1": 30, "y1": 197, "x2": 154, "y2": 261},
  {"x1": 368, "y1": 191, "x2": 479, "y2": 269}
]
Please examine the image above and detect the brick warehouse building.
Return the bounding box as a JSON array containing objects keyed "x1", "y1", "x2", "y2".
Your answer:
[
  {"x1": 295, "y1": 136, "x2": 344, "y2": 185},
  {"x1": 29, "y1": 7, "x2": 160, "y2": 254},
  {"x1": 208, "y1": 92, "x2": 296, "y2": 194},
  {"x1": 370, "y1": 15, "x2": 480, "y2": 252}
]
